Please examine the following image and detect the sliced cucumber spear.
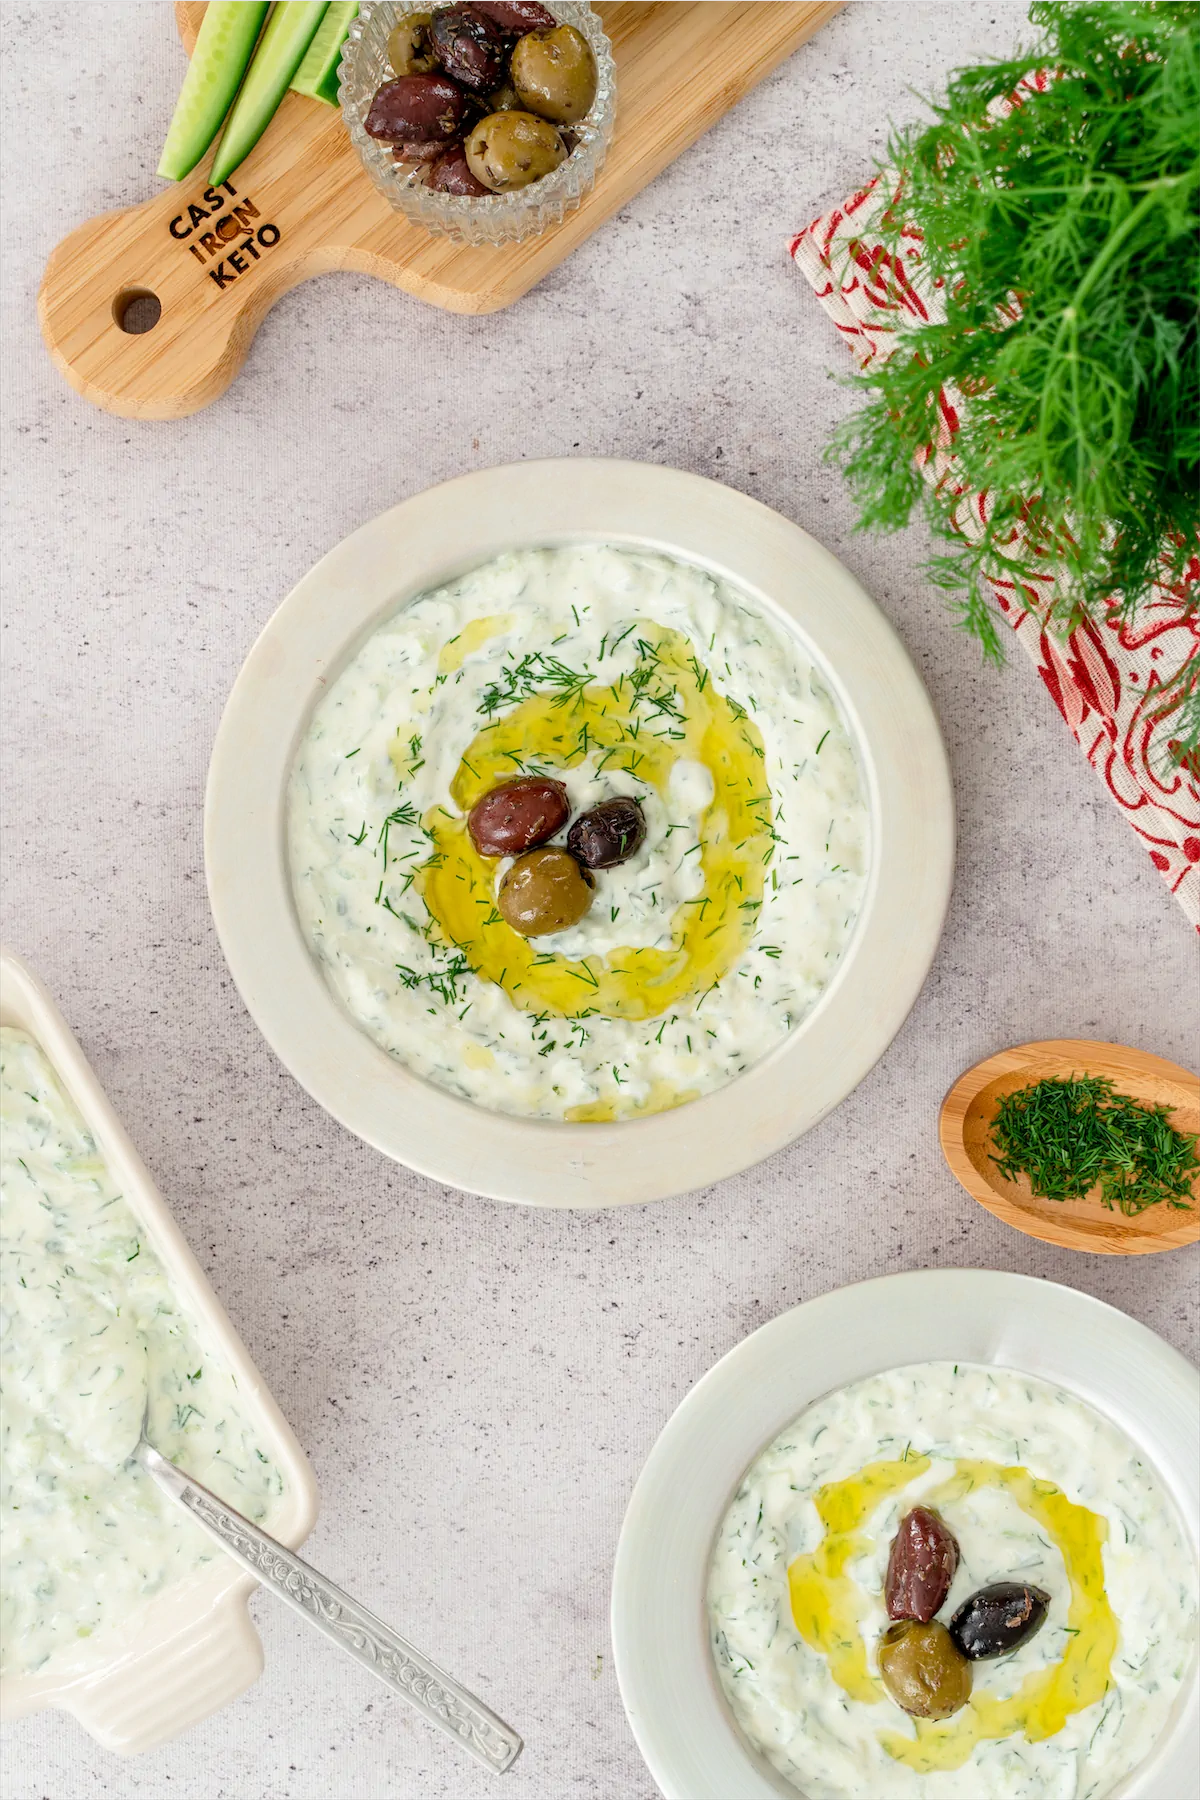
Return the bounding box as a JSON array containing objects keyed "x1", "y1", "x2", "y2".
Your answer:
[
  {"x1": 209, "y1": 2, "x2": 330, "y2": 187},
  {"x1": 291, "y1": 2, "x2": 358, "y2": 105},
  {"x1": 157, "y1": 1, "x2": 269, "y2": 182}
]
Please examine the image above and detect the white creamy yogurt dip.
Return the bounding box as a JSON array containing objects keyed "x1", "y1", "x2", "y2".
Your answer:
[
  {"x1": 0, "y1": 1028, "x2": 284, "y2": 1679},
  {"x1": 708, "y1": 1363, "x2": 1198, "y2": 1800},
  {"x1": 289, "y1": 544, "x2": 867, "y2": 1121}
]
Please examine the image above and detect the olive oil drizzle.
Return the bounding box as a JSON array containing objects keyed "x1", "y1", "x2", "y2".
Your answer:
[
  {"x1": 436, "y1": 613, "x2": 517, "y2": 678},
  {"x1": 786, "y1": 1456, "x2": 1119, "y2": 1773},
  {"x1": 417, "y1": 626, "x2": 773, "y2": 1023},
  {"x1": 788, "y1": 1455, "x2": 931, "y2": 1705}
]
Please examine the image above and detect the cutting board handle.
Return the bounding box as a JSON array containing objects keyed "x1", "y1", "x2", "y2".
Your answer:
[
  {"x1": 38, "y1": 174, "x2": 297, "y2": 420},
  {"x1": 38, "y1": 0, "x2": 397, "y2": 420},
  {"x1": 37, "y1": 0, "x2": 308, "y2": 419}
]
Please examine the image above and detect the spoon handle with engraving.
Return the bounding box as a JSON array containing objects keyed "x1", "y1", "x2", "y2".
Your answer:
[{"x1": 136, "y1": 1437, "x2": 522, "y2": 1776}]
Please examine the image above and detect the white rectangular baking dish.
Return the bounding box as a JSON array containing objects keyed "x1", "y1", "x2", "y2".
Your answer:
[{"x1": 0, "y1": 946, "x2": 319, "y2": 1753}]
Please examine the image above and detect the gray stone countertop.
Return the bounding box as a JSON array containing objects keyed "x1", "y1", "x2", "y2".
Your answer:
[{"x1": 2, "y1": 3, "x2": 1195, "y2": 1796}]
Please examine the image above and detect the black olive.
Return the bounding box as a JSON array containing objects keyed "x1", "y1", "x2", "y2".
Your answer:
[
  {"x1": 470, "y1": 0, "x2": 557, "y2": 29},
  {"x1": 365, "y1": 75, "x2": 467, "y2": 143},
  {"x1": 393, "y1": 137, "x2": 448, "y2": 164},
  {"x1": 567, "y1": 797, "x2": 646, "y2": 869},
  {"x1": 428, "y1": 6, "x2": 508, "y2": 92},
  {"x1": 949, "y1": 1582, "x2": 1051, "y2": 1659},
  {"x1": 427, "y1": 144, "x2": 491, "y2": 194}
]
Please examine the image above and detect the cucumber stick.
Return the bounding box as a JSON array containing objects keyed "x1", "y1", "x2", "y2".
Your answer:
[
  {"x1": 291, "y1": 3, "x2": 357, "y2": 105},
  {"x1": 210, "y1": 2, "x2": 330, "y2": 186},
  {"x1": 157, "y1": 2, "x2": 269, "y2": 181}
]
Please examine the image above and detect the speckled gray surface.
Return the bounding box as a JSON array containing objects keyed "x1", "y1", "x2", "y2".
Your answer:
[{"x1": 2, "y1": 4, "x2": 1196, "y2": 1797}]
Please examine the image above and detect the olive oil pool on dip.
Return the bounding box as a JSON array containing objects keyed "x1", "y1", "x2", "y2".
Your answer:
[{"x1": 289, "y1": 544, "x2": 868, "y2": 1120}]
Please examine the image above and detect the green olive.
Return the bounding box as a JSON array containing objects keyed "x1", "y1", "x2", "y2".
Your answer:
[
  {"x1": 481, "y1": 79, "x2": 523, "y2": 114},
  {"x1": 510, "y1": 24, "x2": 597, "y2": 124},
  {"x1": 498, "y1": 848, "x2": 594, "y2": 936},
  {"x1": 465, "y1": 110, "x2": 567, "y2": 192},
  {"x1": 878, "y1": 1621, "x2": 972, "y2": 1720},
  {"x1": 387, "y1": 13, "x2": 437, "y2": 77}
]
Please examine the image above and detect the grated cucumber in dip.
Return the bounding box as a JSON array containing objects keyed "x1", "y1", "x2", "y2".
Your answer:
[
  {"x1": 0, "y1": 1027, "x2": 284, "y2": 1680},
  {"x1": 289, "y1": 544, "x2": 868, "y2": 1120}
]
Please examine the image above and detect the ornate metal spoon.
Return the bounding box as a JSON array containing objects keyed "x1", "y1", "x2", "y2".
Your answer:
[{"x1": 133, "y1": 1426, "x2": 522, "y2": 1775}]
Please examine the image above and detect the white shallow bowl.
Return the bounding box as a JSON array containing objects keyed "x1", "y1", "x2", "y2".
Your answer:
[
  {"x1": 205, "y1": 459, "x2": 954, "y2": 1206},
  {"x1": 610, "y1": 1269, "x2": 1200, "y2": 1800},
  {"x1": 0, "y1": 948, "x2": 319, "y2": 1755}
]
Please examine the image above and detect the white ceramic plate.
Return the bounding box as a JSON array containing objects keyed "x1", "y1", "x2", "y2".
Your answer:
[
  {"x1": 0, "y1": 948, "x2": 319, "y2": 1754},
  {"x1": 205, "y1": 460, "x2": 953, "y2": 1205},
  {"x1": 610, "y1": 1269, "x2": 1199, "y2": 1800}
]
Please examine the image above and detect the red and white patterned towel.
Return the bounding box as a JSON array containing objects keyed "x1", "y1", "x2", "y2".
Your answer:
[{"x1": 791, "y1": 177, "x2": 1200, "y2": 930}]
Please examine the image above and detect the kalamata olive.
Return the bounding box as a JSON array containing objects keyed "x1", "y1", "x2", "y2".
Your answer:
[
  {"x1": 427, "y1": 143, "x2": 491, "y2": 194},
  {"x1": 885, "y1": 1507, "x2": 960, "y2": 1623},
  {"x1": 498, "y1": 847, "x2": 594, "y2": 936},
  {"x1": 567, "y1": 797, "x2": 646, "y2": 869},
  {"x1": 510, "y1": 23, "x2": 596, "y2": 123},
  {"x1": 878, "y1": 1620, "x2": 972, "y2": 1719},
  {"x1": 949, "y1": 1583, "x2": 1051, "y2": 1660},
  {"x1": 428, "y1": 6, "x2": 508, "y2": 92},
  {"x1": 393, "y1": 137, "x2": 447, "y2": 164},
  {"x1": 468, "y1": 776, "x2": 570, "y2": 857},
  {"x1": 465, "y1": 110, "x2": 566, "y2": 190},
  {"x1": 470, "y1": 0, "x2": 557, "y2": 30},
  {"x1": 365, "y1": 75, "x2": 467, "y2": 143},
  {"x1": 387, "y1": 12, "x2": 437, "y2": 75}
]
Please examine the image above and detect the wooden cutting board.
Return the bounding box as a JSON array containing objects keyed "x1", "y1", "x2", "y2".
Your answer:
[{"x1": 38, "y1": 1, "x2": 840, "y2": 419}]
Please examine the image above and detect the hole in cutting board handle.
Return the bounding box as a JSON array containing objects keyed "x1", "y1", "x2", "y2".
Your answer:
[{"x1": 113, "y1": 289, "x2": 162, "y2": 334}]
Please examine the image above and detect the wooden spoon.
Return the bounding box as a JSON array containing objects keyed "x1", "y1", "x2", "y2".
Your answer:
[{"x1": 940, "y1": 1039, "x2": 1200, "y2": 1256}]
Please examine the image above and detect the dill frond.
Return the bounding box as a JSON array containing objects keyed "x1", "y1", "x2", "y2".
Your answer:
[{"x1": 830, "y1": 2, "x2": 1200, "y2": 757}]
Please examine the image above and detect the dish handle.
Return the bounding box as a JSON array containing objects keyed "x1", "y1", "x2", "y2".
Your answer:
[{"x1": 62, "y1": 1589, "x2": 265, "y2": 1755}]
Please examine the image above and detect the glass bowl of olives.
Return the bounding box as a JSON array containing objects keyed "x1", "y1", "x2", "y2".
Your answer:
[{"x1": 340, "y1": 2, "x2": 616, "y2": 245}]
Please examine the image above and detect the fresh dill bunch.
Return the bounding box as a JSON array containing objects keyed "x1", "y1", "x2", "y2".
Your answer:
[{"x1": 830, "y1": 2, "x2": 1199, "y2": 757}]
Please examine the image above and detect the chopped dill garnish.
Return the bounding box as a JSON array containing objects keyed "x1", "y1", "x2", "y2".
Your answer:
[
  {"x1": 478, "y1": 650, "x2": 592, "y2": 718},
  {"x1": 377, "y1": 801, "x2": 419, "y2": 867},
  {"x1": 990, "y1": 1075, "x2": 1198, "y2": 1216},
  {"x1": 395, "y1": 950, "x2": 475, "y2": 1008}
]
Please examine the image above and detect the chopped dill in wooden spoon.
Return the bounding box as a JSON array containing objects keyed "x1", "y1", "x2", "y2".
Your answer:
[{"x1": 990, "y1": 1075, "x2": 1198, "y2": 1215}]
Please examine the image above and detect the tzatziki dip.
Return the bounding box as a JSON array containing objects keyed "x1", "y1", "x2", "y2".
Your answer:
[
  {"x1": 289, "y1": 544, "x2": 867, "y2": 1120},
  {"x1": 0, "y1": 1027, "x2": 284, "y2": 1680},
  {"x1": 708, "y1": 1362, "x2": 1198, "y2": 1800}
]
